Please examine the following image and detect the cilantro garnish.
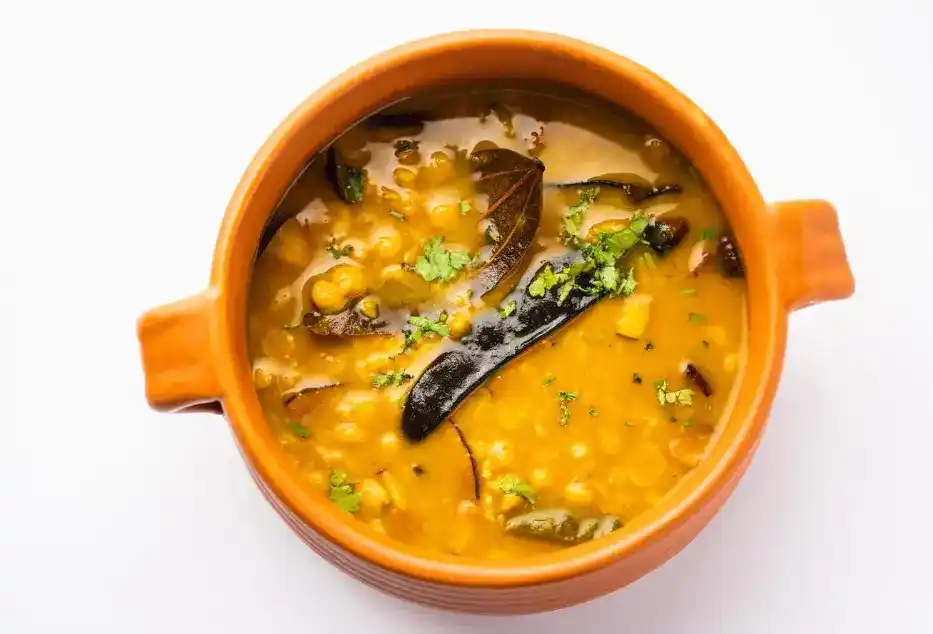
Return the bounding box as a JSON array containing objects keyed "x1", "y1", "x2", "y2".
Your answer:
[
  {"x1": 288, "y1": 421, "x2": 310, "y2": 439},
  {"x1": 388, "y1": 209, "x2": 406, "y2": 221},
  {"x1": 542, "y1": 375, "x2": 556, "y2": 386},
  {"x1": 562, "y1": 187, "x2": 600, "y2": 244},
  {"x1": 588, "y1": 407, "x2": 598, "y2": 416},
  {"x1": 528, "y1": 215, "x2": 648, "y2": 305},
  {"x1": 688, "y1": 312, "x2": 707, "y2": 323},
  {"x1": 557, "y1": 391, "x2": 578, "y2": 426},
  {"x1": 654, "y1": 380, "x2": 694, "y2": 406},
  {"x1": 413, "y1": 236, "x2": 471, "y2": 283},
  {"x1": 401, "y1": 314, "x2": 450, "y2": 352},
  {"x1": 327, "y1": 237, "x2": 353, "y2": 259},
  {"x1": 371, "y1": 370, "x2": 413, "y2": 389},
  {"x1": 498, "y1": 299, "x2": 517, "y2": 318},
  {"x1": 328, "y1": 470, "x2": 361, "y2": 513},
  {"x1": 496, "y1": 475, "x2": 535, "y2": 503},
  {"x1": 459, "y1": 200, "x2": 472, "y2": 215}
]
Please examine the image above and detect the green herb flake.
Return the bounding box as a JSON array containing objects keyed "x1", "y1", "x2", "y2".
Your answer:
[
  {"x1": 654, "y1": 380, "x2": 694, "y2": 406},
  {"x1": 459, "y1": 200, "x2": 472, "y2": 215},
  {"x1": 618, "y1": 267, "x2": 637, "y2": 297},
  {"x1": 388, "y1": 209, "x2": 406, "y2": 222},
  {"x1": 688, "y1": 312, "x2": 708, "y2": 324},
  {"x1": 542, "y1": 375, "x2": 556, "y2": 386},
  {"x1": 498, "y1": 299, "x2": 517, "y2": 318},
  {"x1": 588, "y1": 407, "x2": 598, "y2": 417},
  {"x1": 328, "y1": 469, "x2": 362, "y2": 513},
  {"x1": 645, "y1": 341, "x2": 655, "y2": 351},
  {"x1": 624, "y1": 420, "x2": 636, "y2": 428},
  {"x1": 288, "y1": 421, "x2": 310, "y2": 439},
  {"x1": 541, "y1": 214, "x2": 650, "y2": 303},
  {"x1": 683, "y1": 419, "x2": 694, "y2": 428},
  {"x1": 632, "y1": 373, "x2": 643, "y2": 384},
  {"x1": 402, "y1": 314, "x2": 450, "y2": 352},
  {"x1": 562, "y1": 187, "x2": 600, "y2": 243},
  {"x1": 413, "y1": 236, "x2": 472, "y2": 283},
  {"x1": 327, "y1": 237, "x2": 353, "y2": 259},
  {"x1": 495, "y1": 475, "x2": 536, "y2": 503},
  {"x1": 528, "y1": 264, "x2": 559, "y2": 297},
  {"x1": 679, "y1": 288, "x2": 698, "y2": 296},
  {"x1": 701, "y1": 228, "x2": 718, "y2": 240},
  {"x1": 701, "y1": 339, "x2": 711, "y2": 349},
  {"x1": 371, "y1": 370, "x2": 414, "y2": 389},
  {"x1": 557, "y1": 391, "x2": 578, "y2": 426},
  {"x1": 485, "y1": 223, "x2": 502, "y2": 244}
]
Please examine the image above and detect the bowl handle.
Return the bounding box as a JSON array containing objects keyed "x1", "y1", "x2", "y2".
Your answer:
[
  {"x1": 768, "y1": 200, "x2": 855, "y2": 311},
  {"x1": 137, "y1": 290, "x2": 224, "y2": 413}
]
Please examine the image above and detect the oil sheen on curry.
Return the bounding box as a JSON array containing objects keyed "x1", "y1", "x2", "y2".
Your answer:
[{"x1": 247, "y1": 89, "x2": 747, "y2": 559}]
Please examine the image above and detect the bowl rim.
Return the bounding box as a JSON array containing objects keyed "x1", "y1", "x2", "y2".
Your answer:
[{"x1": 209, "y1": 29, "x2": 785, "y2": 587}]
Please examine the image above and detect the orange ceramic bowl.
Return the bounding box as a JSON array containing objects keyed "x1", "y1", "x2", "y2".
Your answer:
[{"x1": 137, "y1": 30, "x2": 854, "y2": 613}]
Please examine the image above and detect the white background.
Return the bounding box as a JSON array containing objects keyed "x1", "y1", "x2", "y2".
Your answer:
[{"x1": 3, "y1": 1, "x2": 932, "y2": 632}]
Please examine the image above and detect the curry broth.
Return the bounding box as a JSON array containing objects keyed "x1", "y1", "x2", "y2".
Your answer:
[{"x1": 247, "y1": 89, "x2": 747, "y2": 559}]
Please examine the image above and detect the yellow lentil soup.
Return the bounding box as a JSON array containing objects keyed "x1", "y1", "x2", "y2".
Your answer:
[{"x1": 247, "y1": 89, "x2": 747, "y2": 559}]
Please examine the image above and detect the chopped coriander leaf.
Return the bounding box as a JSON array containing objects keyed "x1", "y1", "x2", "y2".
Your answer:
[
  {"x1": 688, "y1": 312, "x2": 707, "y2": 323},
  {"x1": 655, "y1": 380, "x2": 694, "y2": 406},
  {"x1": 414, "y1": 236, "x2": 471, "y2": 282},
  {"x1": 683, "y1": 419, "x2": 694, "y2": 428},
  {"x1": 528, "y1": 264, "x2": 558, "y2": 297},
  {"x1": 645, "y1": 341, "x2": 655, "y2": 351},
  {"x1": 371, "y1": 370, "x2": 413, "y2": 389},
  {"x1": 498, "y1": 299, "x2": 517, "y2": 318},
  {"x1": 632, "y1": 373, "x2": 643, "y2": 384},
  {"x1": 485, "y1": 223, "x2": 501, "y2": 243},
  {"x1": 618, "y1": 267, "x2": 637, "y2": 297},
  {"x1": 542, "y1": 375, "x2": 556, "y2": 386},
  {"x1": 459, "y1": 200, "x2": 472, "y2": 215},
  {"x1": 557, "y1": 391, "x2": 578, "y2": 426},
  {"x1": 496, "y1": 475, "x2": 535, "y2": 503},
  {"x1": 701, "y1": 339, "x2": 711, "y2": 349},
  {"x1": 679, "y1": 288, "x2": 698, "y2": 296},
  {"x1": 701, "y1": 228, "x2": 717, "y2": 240},
  {"x1": 328, "y1": 470, "x2": 361, "y2": 513},
  {"x1": 642, "y1": 252, "x2": 657, "y2": 269},
  {"x1": 388, "y1": 209, "x2": 406, "y2": 221},
  {"x1": 530, "y1": 215, "x2": 648, "y2": 304},
  {"x1": 327, "y1": 237, "x2": 353, "y2": 259},
  {"x1": 588, "y1": 407, "x2": 598, "y2": 416},
  {"x1": 562, "y1": 186, "x2": 600, "y2": 243},
  {"x1": 402, "y1": 314, "x2": 450, "y2": 351},
  {"x1": 288, "y1": 421, "x2": 310, "y2": 439},
  {"x1": 557, "y1": 280, "x2": 574, "y2": 305}
]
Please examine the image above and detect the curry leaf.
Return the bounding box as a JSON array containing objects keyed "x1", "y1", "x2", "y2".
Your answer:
[{"x1": 325, "y1": 148, "x2": 364, "y2": 204}]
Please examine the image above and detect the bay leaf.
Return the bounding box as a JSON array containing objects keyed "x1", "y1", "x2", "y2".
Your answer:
[{"x1": 469, "y1": 148, "x2": 544, "y2": 296}]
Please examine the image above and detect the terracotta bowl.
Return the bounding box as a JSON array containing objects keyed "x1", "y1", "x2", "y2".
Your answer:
[{"x1": 137, "y1": 30, "x2": 854, "y2": 614}]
